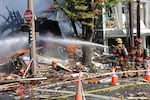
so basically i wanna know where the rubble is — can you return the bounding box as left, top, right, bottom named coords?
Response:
left=0, top=45, right=150, bottom=99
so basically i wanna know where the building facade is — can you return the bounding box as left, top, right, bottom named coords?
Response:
left=102, top=0, right=150, bottom=52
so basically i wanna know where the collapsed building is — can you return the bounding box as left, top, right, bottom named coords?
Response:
left=0, top=6, right=83, bottom=74
left=0, top=6, right=24, bottom=36
left=35, top=8, right=82, bottom=38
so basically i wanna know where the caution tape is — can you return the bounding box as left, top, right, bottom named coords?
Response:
left=37, top=69, right=148, bottom=89
left=37, top=79, right=78, bottom=89
left=78, top=69, right=147, bottom=80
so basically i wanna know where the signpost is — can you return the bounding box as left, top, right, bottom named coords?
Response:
left=26, top=0, right=37, bottom=77
left=24, top=9, right=32, bottom=23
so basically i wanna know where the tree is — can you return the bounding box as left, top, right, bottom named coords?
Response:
left=55, top=0, right=125, bottom=67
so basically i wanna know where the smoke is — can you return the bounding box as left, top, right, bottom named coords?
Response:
left=0, top=34, right=28, bottom=57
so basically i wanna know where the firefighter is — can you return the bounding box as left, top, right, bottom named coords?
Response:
left=51, top=61, right=63, bottom=71
left=51, top=61, right=69, bottom=73
left=133, top=38, right=147, bottom=76
left=112, top=38, right=129, bottom=78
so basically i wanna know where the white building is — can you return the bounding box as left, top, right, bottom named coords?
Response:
left=103, top=0, right=150, bottom=52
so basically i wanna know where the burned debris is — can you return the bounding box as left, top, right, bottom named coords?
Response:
left=0, top=43, right=150, bottom=99
left=0, top=6, right=24, bottom=36
left=0, top=2, right=150, bottom=100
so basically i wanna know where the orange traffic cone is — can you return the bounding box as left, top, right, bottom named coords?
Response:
left=144, top=66, right=150, bottom=82
left=111, top=67, right=118, bottom=85
left=75, top=76, right=84, bottom=100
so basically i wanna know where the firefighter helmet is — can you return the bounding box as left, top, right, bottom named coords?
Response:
left=135, top=38, right=142, bottom=43
left=115, top=38, right=123, bottom=44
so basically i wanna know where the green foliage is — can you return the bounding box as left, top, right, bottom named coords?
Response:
left=78, top=12, right=98, bottom=19
left=104, top=0, right=126, bottom=10
left=72, top=0, right=87, bottom=5
left=63, top=8, right=77, bottom=18
left=57, top=0, right=126, bottom=27
left=75, top=5, right=88, bottom=11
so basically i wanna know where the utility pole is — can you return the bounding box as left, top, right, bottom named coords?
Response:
left=137, top=0, right=141, bottom=38
left=129, top=0, right=134, bottom=48
left=27, top=0, right=37, bottom=76
left=124, top=1, right=130, bottom=49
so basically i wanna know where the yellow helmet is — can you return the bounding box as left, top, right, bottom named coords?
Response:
left=115, top=38, right=122, bottom=43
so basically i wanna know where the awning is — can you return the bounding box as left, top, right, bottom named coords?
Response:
left=105, top=28, right=150, bottom=38
left=105, top=28, right=126, bottom=37
left=123, top=28, right=150, bottom=36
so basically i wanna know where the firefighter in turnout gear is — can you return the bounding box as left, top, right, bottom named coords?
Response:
left=133, top=38, right=147, bottom=76
left=112, top=38, right=129, bottom=78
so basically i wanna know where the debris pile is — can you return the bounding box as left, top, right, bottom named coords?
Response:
left=0, top=46, right=150, bottom=99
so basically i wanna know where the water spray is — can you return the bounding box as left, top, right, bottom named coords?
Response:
left=39, top=37, right=108, bottom=48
